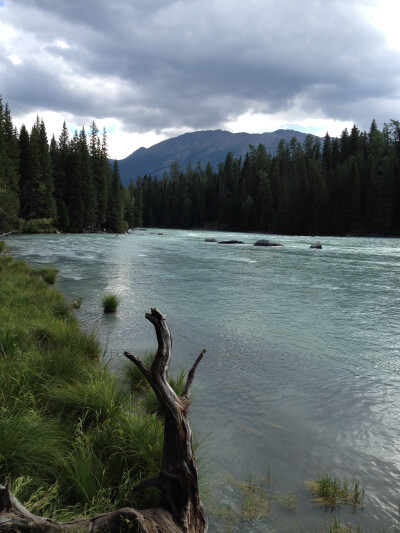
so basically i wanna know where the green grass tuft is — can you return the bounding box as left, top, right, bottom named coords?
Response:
left=307, top=474, right=365, bottom=510
left=102, top=293, right=120, bottom=313
left=34, top=266, right=58, bottom=284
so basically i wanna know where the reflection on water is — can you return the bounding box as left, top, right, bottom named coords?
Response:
left=7, top=230, right=400, bottom=531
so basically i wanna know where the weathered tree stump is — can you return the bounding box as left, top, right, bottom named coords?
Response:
left=0, top=308, right=207, bottom=533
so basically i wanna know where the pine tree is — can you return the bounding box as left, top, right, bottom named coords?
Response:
left=134, top=178, right=143, bottom=227
left=107, top=160, right=124, bottom=232
left=96, top=128, right=111, bottom=229
left=123, top=180, right=136, bottom=229
left=66, top=130, right=85, bottom=231
left=36, top=118, right=57, bottom=220
left=79, top=128, right=97, bottom=228
left=19, top=123, right=37, bottom=219
left=322, top=133, right=332, bottom=170
left=51, top=122, right=71, bottom=230
left=0, top=100, right=20, bottom=232
left=89, top=122, right=109, bottom=228
left=255, top=170, right=273, bottom=231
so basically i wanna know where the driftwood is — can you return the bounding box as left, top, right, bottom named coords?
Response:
left=0, top=230, right=18, bottom=238
left=0, top=308, right=207, bottom=533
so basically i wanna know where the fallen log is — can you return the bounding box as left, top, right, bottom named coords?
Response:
left=0, top=230, right=18, bottom=237
left=0, top=308, right=207, bottom=533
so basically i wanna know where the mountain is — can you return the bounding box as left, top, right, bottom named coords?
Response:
left=117, top=128, right=319, bottom=186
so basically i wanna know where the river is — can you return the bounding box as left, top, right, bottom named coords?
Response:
left=6, top=230, right=400, bottom=532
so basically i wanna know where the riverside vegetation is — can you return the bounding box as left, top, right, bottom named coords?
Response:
left=211, top=469, right=368, bottom=533
left=307, top=474, right=365, bottom=511
left=0, top=247, right=193, bottom=523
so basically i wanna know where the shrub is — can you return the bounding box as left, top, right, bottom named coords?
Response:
left=102, top=293, right=120, bottom=313
left=0, top=241, right=6, bottom=253
left=22, top=218, right=57, bottom=234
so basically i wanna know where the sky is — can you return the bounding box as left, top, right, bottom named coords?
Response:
left=1, top=0, right=400, bottom=160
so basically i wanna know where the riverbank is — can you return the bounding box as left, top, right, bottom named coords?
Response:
left=0, top=245, right=165, bottom=520
left=4, top=232, right=400, bottom=531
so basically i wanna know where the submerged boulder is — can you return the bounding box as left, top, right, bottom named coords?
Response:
left=310, top=241, right=322, bottom=249
left=254, top=239, right=283, bottom=247
left=218, top=240, right=245, bottom=244
left=205, top=238, right=217, bottom=242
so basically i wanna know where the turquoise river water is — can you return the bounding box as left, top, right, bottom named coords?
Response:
left=6, top=230, right=400, bottom=532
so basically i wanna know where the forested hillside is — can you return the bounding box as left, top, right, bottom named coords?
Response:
left=138, top=121, right=400, bottom=236
left=1, top=95, right=400, bottom=237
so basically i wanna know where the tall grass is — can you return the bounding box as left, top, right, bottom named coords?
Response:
left=0, top=403, right=67, bottom=485
left=102, top=293, right=120, bottom=313
left=43, top=370, right=128, bottom=424
left=35, top=266, right=59, bottom=284
left=0, top=255, right=164, bottom=519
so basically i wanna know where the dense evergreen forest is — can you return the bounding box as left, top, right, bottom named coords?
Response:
left=1, top=95, right=400, bottom=236
left=139, top=120, right=400, bottom=236
left=0, top=97, right=139, bottom=234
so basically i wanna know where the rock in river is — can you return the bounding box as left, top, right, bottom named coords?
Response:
left=254, top=239, right=283, bottom=247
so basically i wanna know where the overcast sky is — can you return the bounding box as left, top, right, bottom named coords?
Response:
left=1, top=0, right=400, bottom=159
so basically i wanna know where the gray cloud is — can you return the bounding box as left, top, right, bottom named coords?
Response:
left=1, top=0, right=400, bottom=137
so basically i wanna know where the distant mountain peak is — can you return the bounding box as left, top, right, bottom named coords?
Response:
left=134, top=146, right=147, bottom=154
left=117, top=128, right=319, bottom=185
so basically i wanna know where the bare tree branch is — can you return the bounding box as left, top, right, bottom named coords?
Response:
left=182, top=349, right=206, bottom=399
left=124, top=350, right=151, bottom=382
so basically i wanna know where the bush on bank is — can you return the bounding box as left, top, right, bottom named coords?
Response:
left=20, top=218, right=57, bottom=234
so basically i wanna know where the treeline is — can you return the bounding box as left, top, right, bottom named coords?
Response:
left=2, top=94, right=400, bottom=237
left=0, top=97, right=141, bottom=234
left=137, top=120, right=400, bottom=236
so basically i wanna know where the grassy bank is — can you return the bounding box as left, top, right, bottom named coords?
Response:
left=0, top=246, right=169, bottom=520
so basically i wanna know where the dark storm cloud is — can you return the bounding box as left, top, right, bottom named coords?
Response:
left=1, top=0, right=400, bottom=133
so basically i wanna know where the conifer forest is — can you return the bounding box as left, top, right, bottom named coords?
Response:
left=1, top=96, right=400, bottom=237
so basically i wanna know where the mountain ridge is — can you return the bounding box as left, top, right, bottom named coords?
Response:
left=117, top=128, right=320, bottom=185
